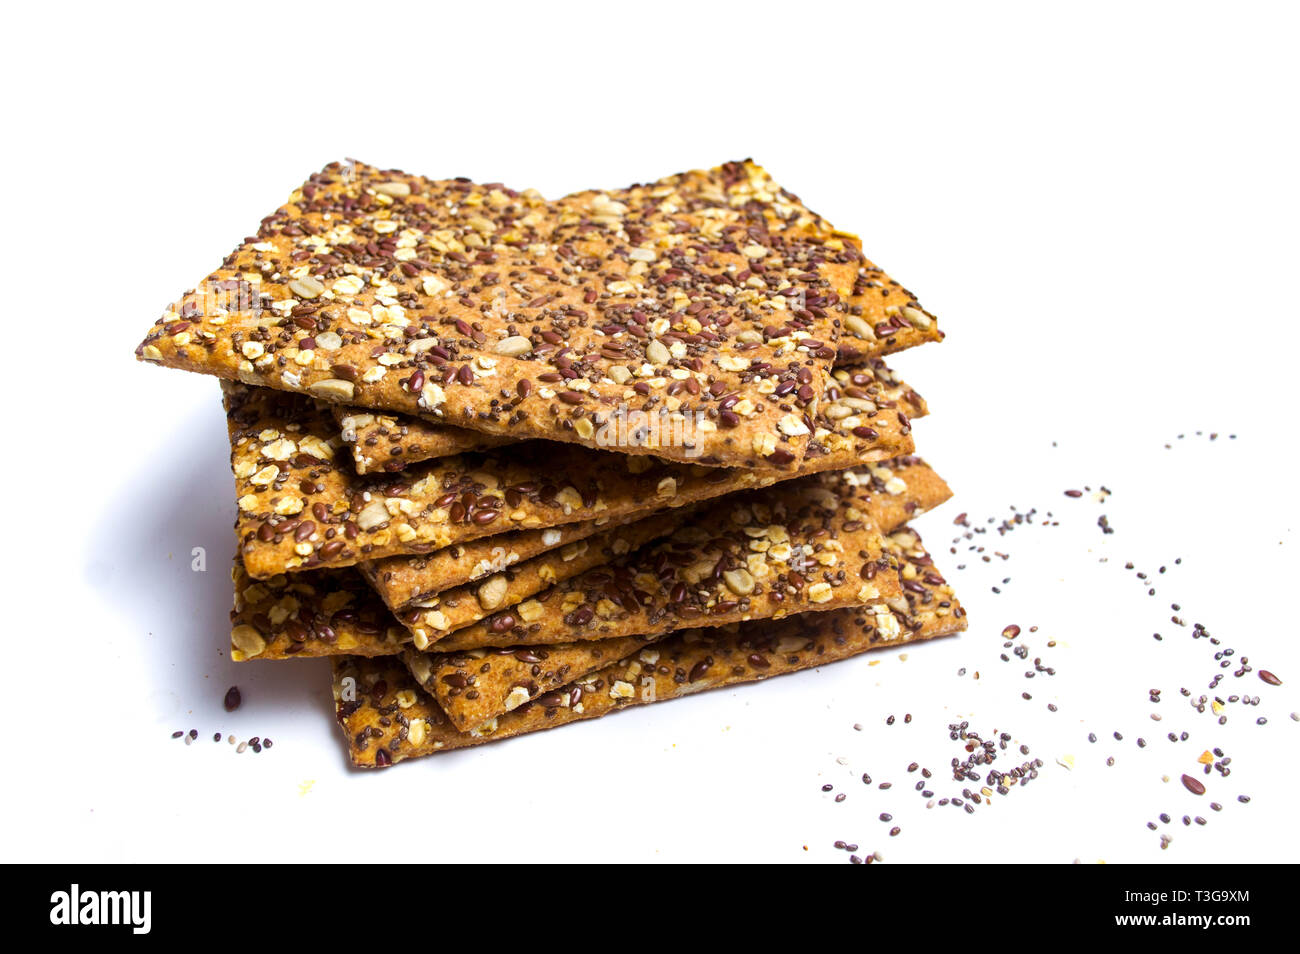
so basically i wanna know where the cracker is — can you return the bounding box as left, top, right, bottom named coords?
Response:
left=140, top=160, right=855, bottom=470
left=334, top=406, right=509, bottom=474
left=402, top=454, right=949, bottom=649
left=844, top=455, right=952, bottom=535
left=360, top=511, right=655, bottom=611
left=331, top=526, right=965, bottom=765
left=829, top=357, right=929, bottom=419
left=334, top=355, right=927, bottom=477
left=351, top=356, right=930, bottom=608
left=229, top=455, right=950, bottom=661
left=228, top=516, right=669, bottom=662
left=230, top=560, right=406, bottom=661
left=225, top=371, right=914, bottom=579
left=403, top=635, right=659, bottom=732
left=834, top=260, right=945, bottom=361
left=405, top=490, right=950, bottom=730
left=426, top=470, right=903, bottom=653
left=138, top=159, right=939, bottom=469
left=361, top=350, right=930, bottom=590
left=388, top=509, right=687, bottom=648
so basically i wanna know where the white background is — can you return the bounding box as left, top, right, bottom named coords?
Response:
left=0, top=1, right=1296, bottom=863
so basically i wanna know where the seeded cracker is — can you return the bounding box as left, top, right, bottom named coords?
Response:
left=357, top=512, right=654, bottom=610
left=408, top=501, right=950, bottom=730
left=384, top=509, right=687, bottom=648
left=230, top=561, right=405, bottom=660
left=225, top=369, right=914, bottom=578
left=138, top=159, right=939, bottom=469
left=833, top=260, right=944, bottom=362
left=550, top=175, right=943, bottom=364
left=335, top=355, right=923, bottom=476
left=230, top=456, right=950, bottom=661
left=334, top=406, right=510, bottom=474
left=426, top=471, right=903, bottom=653
left=331, top=528, right=965, bottom=765
left=404, top=635, right=659, bottom=732
left=397, top=455, right=949, bottom=649
left=358, top=357, right=929, bottom=609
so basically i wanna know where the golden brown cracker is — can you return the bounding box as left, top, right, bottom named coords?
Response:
left=332, top=526, right=965, bottom=765
left=226, top=378, right=913, bottom=579
left=427, top=471, right=902, bottom=652
left=142, top=160, right=881, bottom=469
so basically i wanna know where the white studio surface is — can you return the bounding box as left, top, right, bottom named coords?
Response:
left=0, top=1, right=1295, bottom=864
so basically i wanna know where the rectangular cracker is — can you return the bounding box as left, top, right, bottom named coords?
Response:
left=139, top=159, right=872, bottom=470
left=335, top=354, right=926, bottom=477
left=349, top=356, right=927, bottom=605
left=331, top=526, right=965, bottom=766
left=834, top=259, right=944, bottom=362
left=228, top=455, right=951, bottom=662
left=403, top=635, right=660, bottom=732
left=230, top=561, right=406, bottom=661
left=387, top=509, right=688, bottom=648
left=425, top=470, right=903, bottom=653
left=410, top=495, right=951, bottom=730
left=230, top=521, right=674, bottom=662
left=360, top=510, right=658, bottom=611
left=399, top=454, right=950, bottom=649
left=225, top=369, right=915, bottom=579
left=334, top=406, right=510, bottom=474
left=137, top=159, right=946, bottom=470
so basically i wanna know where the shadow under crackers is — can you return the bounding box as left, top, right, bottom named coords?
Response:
left=85, top=381, right=333, bottom=744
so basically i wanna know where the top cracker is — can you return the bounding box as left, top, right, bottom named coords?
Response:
left=136, top=159, right=938, bottom=469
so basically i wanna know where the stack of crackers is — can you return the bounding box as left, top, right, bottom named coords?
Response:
left=135, top=159, right=967, bottom=767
